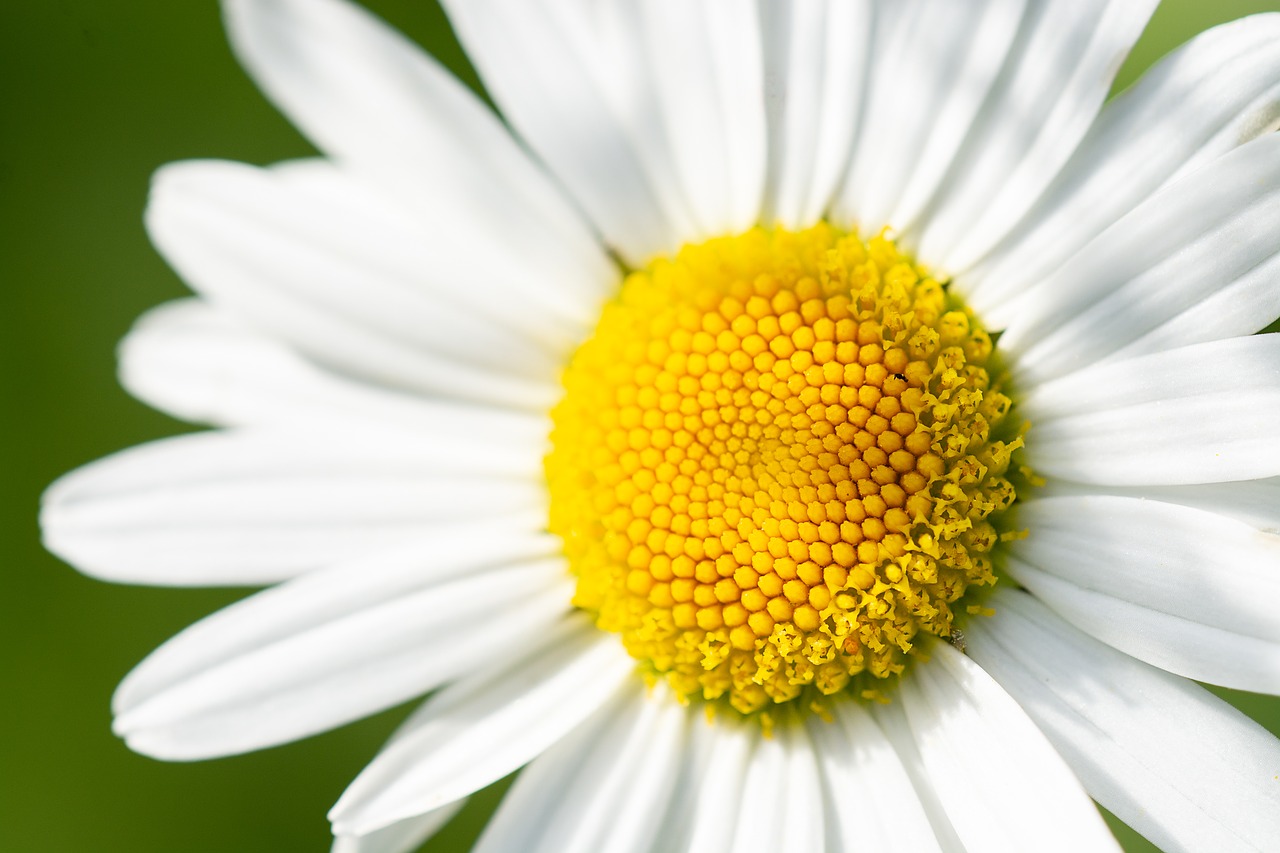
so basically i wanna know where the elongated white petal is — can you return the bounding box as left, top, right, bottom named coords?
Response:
left=1007, top=494, right=1280, bottom=692
left=760, top=0, right=871, bottom=228
left=329, top=616, right=635, bottom=835
left=221, top=0, right=611, bottom=302
left=442, top=0, right=766, bottom=262
left=331, top=800, right=467, bottom=853
left=41, top=430, right=544, bottom=585
left=634, top=1, right=766, bottom=240
left=438, top=0, right=677, bottom=261
left=651, top=716, right=752, bottom=853
left=470, top=687, right=622, bottom=853
left=969, top=588, right=1280, bottom=853
left=113, top=533, right=568, bottom=759
left=808, top=702, right=944, bottom=853
left=120, top=300, right=553, bottom=442
left=728, top=724, right=823, bottom=853
left=835, top=0, right=1023, bottom=236
left=1021, top=336, right=1280, bottom=486
left=913, top=0, right=1158, bottom=274
left=1051, top=477, right=1280, bottom=536
left=997, top=134, right=1280, bottom=382
left=114, top=524, right=554, bottom=711
left=900, top=642, right=1121, bottom=852
left=872, top=701, right=966, bottom=852
left=146, top=160, right=567, bottom=409
left=480, top=682, right=685, bottom=853
left=968, top=14, right=1280, bottom=316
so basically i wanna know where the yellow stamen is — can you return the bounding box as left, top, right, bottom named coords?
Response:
left=547, top=225, right=1022, bottom=715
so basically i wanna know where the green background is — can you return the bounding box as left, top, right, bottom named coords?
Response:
left=3, top=2, right=1279, bottom=851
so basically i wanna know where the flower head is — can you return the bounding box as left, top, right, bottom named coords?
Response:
left=42, top=1, right=1280, bottom=851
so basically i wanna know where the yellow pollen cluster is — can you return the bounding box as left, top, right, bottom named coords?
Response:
left=546, top=225, right=1022, bottom=715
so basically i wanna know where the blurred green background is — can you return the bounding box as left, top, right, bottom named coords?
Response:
left=3, top=2, right=1280, bottom=851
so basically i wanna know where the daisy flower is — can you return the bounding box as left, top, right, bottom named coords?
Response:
left=42, top=0, right=1280, bottom=850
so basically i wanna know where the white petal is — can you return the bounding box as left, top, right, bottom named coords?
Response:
left=651, top=715, right=752, bottom=853
left=41, top=430, right=544, bottom=585
left=729, top=724, right=823, bottom=853
left=760, top=0, right=871, bottom=228
left=470, top=687, right=621, bottom=853
left=807, top=702, right=944, bottom=853
left=1054, top=477, right=1280, bottom=535
left=634, top=1, right=766, bottom=239
left=1007, top=494, right=1280, bottom=692
left=871, top=701, right=966, bottom=853
left=967, top=14, right=1280, bottom=317
left=913, top=0, right=1158, bottom=274
left=899, top=642, right=1121, bottom=852
left=331, top=801, right=466, bottom=853
left=1021, top=336, right=1280, bottom=486
left=120, top=300, right=553, bottom=439
left=997, top=134, right=1280, bottom=382
left=146, top=160, right=569, bottom=409
left=221, top=0, right=611, bottom=299
left=112, top=531, right=567, bottom=759
left=834, top=0, right=1024, bottom=236
left=441, top=0, right=681, bottom=261
left=329, top=615, right=635, bottom=835
left=441, top=0, right=767, bottom=262
left=969, top=588, right=1280, bottom=853
left=479, top=682, right=686, bottom=853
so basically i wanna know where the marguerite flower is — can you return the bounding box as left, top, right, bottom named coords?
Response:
left=42, top=0, right=1280, bottom=850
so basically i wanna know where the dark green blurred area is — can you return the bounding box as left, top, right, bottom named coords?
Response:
left=2, top=2, right=1279, bottom=851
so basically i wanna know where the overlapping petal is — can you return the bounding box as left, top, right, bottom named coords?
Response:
left=441, top=0, right=767, bottom=263
left=969, top=589, right=1280, bottom=853
left=967, top=14, right=1280, bottom=317
left=329, top=616, right=634, bottom=836
left=112, top=527, right=567, bottom=759
left=1006, top=494, right=1280, bottom=692
left=41, top=430, right=545, bottom=585
left=222, top=0, right=611, bottom=296
left=1021, top=335, right=1280, bottom=486
left=895, top=642, right=1121, bottom=852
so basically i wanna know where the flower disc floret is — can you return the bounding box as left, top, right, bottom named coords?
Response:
left=547, top=225, right=1023, bottom=715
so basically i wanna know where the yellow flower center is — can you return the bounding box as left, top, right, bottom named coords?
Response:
left=546, top=225, right=1023, bottom=716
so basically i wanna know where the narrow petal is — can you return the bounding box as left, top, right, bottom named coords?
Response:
left=441, top=0, right=766, bottom=262
left=1056, top=477, right=1280, bottom=535
left=808, top=701, right=944, bottom=853
left=997, top=134, right=1280, bottom=383
left=478, top=682, right=685, bottom=853
left=470, top=688, right=621, bottom=853
left=650, top=716, right=752, bottom=853
left=967, top=14, right=1280, bottom=316
left=872, top=701, right=966, bottom=853
left=439, top=0, right=676, bottom=261
left=760, top=0, right=871, bottom=228
left=969, top=588, right=1280, bottom=853
left=913, top=0, right=1158, bottom=274
left=729, top=724, right=823, bottom=853
left=834, top=0, right=1024, bottom=236
left=329, top=616, right=635, bottom=835
left=899, top=642, right=1121, bottom=852
left=146, top=160, right=569, bottom=409
left=119, top=300, right=552, bottom=440
left=1007, top=494, right=1280, bottom=692
left=112, top=530, right=567, bottom=759
left=331, top=801, right=466, bottom=853
left=221, top=0, right=611, bottom=296
left=633, top=1, right=767, bottom=239
left=41, top=430, right=544, bottom=585
left=1021, top=336, right=1280, bottom=486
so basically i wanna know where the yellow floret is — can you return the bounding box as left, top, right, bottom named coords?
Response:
left=546, top=224, right=1024, bottom=716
